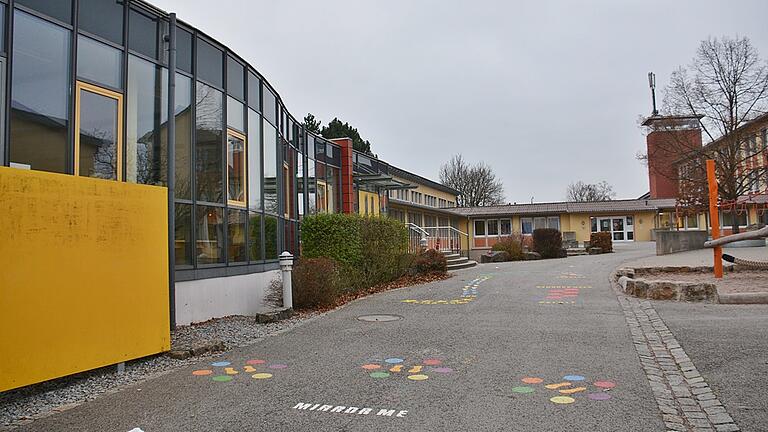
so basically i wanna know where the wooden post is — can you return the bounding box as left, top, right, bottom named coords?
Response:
left=706, top=160, right=723, bottom=278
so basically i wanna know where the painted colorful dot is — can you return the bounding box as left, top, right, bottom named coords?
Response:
left=512, top=375, right=617, bottom=404
left=192, top=359, right=288, bottom=382
left=362, top=357, right=451, bottom=381
left=402, top=276, right=491, bottom=305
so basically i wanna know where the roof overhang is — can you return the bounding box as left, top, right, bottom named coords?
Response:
left=354, top=174, right=416, bottom=190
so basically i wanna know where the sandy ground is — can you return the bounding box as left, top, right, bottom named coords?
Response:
left=654, top=270, right=768, bottom=294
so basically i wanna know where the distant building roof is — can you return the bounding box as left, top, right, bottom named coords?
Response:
left=387, top=165, right=460, bottom=197
left=447, top=198, right=677, bottom=217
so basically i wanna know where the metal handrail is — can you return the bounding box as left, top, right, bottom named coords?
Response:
left=406, top=223, right=429, bottom=237
left=421, top=226, right=468, bottom=236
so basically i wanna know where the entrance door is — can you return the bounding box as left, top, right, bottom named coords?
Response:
left=596, top=216, right=634, bottom=242
left=74, top=82, right=123, bottom=181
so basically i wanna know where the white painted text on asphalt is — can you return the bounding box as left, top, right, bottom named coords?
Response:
left=293, top=402, right=407, bottom=417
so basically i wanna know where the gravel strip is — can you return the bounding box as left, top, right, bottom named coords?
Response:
left=0, top=312, right=321, bottom=429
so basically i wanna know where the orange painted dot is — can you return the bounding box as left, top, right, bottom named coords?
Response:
left=192, top=370, right=213, bottom=376
left=521, top=377, right=543, bottom=384
left=362, top=364, right=381, bottom=370
left=423, top=359, right=442, bottom=366
left=247, top=359, right=266, bottom=365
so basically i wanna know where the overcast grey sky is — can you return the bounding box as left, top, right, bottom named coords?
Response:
left=153, top=0, right=768, bottom=203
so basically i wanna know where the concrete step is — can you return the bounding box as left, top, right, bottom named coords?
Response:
left=447, top=259, right=477, bottom=270
left=445, top=256, right=467, bottom=264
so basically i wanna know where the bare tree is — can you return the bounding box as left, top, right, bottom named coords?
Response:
left=566, top=181, right=616, bottom=202
left=439, top=154, right=505, bottom=207
left=642, top=36, right=768, bottom=233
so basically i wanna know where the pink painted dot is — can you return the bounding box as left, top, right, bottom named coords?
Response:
left=588, top=392, right=612, bottom=401
left=432, top=367, right=452, bottom=373
left=362, top=364, right=381, bottom=370
left=247, top=359, right=266, bottom=365
left=268, top=364, right=288, bottom=369
left=594, top=380, right=616, bottom=389
left=423, top=359, right=442, bottom=366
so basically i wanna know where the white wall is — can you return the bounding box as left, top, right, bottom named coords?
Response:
left=175, top=270, right=280, bottom=326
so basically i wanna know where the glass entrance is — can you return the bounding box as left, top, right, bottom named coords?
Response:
left=75, top=82, right=123, bottom=180
left=594, top=216, right=634, bottom=242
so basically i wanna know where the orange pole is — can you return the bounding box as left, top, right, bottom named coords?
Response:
left=706, top=160, right=723, bottom=278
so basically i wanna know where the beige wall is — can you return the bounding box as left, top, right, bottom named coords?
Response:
left=391, top=174, right=458, bottom=205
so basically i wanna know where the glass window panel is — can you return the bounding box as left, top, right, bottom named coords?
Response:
left=126, top=55, right=165, bottom=185
left=533, top=217, right=547, bottom=230
left=128, top=8, right=157, bottom=59
left=196, top=37, right=223, bottom=87
left=195, top=82, right=224, bottom=203
left=196, top=206, right=224, bottom=265
left=247, top=110, right=262, bottom=210
left=500, top=219, right=511, bottom=235
left=521, top=218, right=533, bottom=234
left=175, top=203, right=193, bottom=266
left=77, top=87, right=119, bottom=180
left=226, top=96, right=244, bottom=132
left=176, top=28, right=193, bottom=73
left=328, top=166, right=339, bottom=214
left=264, top=215, right=278, bottom=260
left=247, top=72, right=260, bottom=112
left=10, top=11, right=70, bottom=173
left=613, top=232, right=624, bottom=241
left=307, top=156, right=316, bottom=215
left=172, top=74, right=192, bottom=198
left=263, top=122, right=278, bottom=213
left=226, top=56, right=244, bottom=100
left=0, top=4, right=6, bottom=52
left=626, top=216, right=634, bottom=226
left=249, top=211, right=262, bottom=261
left=612, top=218, right=624, bottom=232
left=686, top=215, right=698, bottom=229
left=487, top=219, right=498, bottom=235
left=79, top=0, right=124, bottom=44
left=77, top=35, right=123, bottom=89
left=297, top=153, right=304, bottom=216
left=591, top=218, right=597, bottom=233
left=227, top=130, right=246, bottom=205
left=627, top=232, right=634, bottom=240
left=228, top=209, right=247, bottom=263
left=263, top=86, right=276, bottom=126
left=474, top=220, right=485, bottom=236
left=16, top=0, right=71, bottom=23
left=547, top=216, right=560, bottom=230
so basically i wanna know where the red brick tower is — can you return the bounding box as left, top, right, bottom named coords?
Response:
left=642, top=115, right=703, bottom=199
left=330, top=137, right=355, bottom=214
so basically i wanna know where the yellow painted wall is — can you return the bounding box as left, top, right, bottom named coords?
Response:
left=391, top=174, right=458, bottom=204
left=0, top=168, right=170, bottom=392
left=358, top=190, right=380, bottom=216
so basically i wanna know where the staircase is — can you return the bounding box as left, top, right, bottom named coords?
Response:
left=443, top=252, right=477, bottom=271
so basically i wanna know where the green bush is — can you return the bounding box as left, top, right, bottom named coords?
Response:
left=292, top=257, right=341, bottom=309
left=491, top=234, right=525, bottom=261
left=590, top=232, right=613, bottom=253
left=533, top=228, right=562, bottom=259
left=301, top=213, right=410, bottom=292
left=413, top=249, right=447, bottom=274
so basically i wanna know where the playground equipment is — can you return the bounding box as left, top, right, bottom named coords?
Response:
left=703, top=159, right=768, bottom=274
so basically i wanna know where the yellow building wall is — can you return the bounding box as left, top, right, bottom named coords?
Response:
left=391, top=175, right=458, bottom=204
left=457, top=217, right=470, bottom=251
left=358, top=190, right=380, bottom=216
left=0, top=168, right=170, bottom=392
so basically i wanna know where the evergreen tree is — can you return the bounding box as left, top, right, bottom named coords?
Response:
left=321, top=118, right=373, bottom=155
left=303, top=113, right=321, bottom=134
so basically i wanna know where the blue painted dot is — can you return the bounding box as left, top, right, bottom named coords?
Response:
left=563, top=375, right=585, bottom=381
left=385, top=358, right=404, bottom=364
left=211, top=361, right=231, bottom=367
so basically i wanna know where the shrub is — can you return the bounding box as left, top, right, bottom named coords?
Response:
left=491, top=234, right=525, bottom=261
left=359, top=217, right=411, bottom=285
left=301, top=213, right=363, bottom=267
left=590, top=232, right=613, bottom=253
left=413, top=249, right=447, bottom=274
left=292, top=257, right=341, bottom=309
left=533, top=228, right=563, bottom=259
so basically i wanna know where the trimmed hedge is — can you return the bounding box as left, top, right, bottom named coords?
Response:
left=301, top=213, right=410, bottom=291
left=413, top=249, right=447, bottom=274
left=533, top=228, right=562, bottom=259
left=590, top=232, right=613, bottom=253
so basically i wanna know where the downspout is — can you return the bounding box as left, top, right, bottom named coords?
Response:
left=166, top=13, right=177, bottom=330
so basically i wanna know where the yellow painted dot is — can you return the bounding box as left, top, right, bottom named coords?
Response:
left=252, top=373, right=273, bottom=379
left=407, top=374, right=429, bottom=381
left=550, top=396, right=575, bottom=404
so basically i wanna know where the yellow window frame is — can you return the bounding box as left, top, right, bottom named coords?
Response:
left=226, top=129, right=247, bottom=207
left=74, top=81, right=124, bottom=181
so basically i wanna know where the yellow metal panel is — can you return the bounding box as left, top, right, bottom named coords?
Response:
left=0, top=168, right=170, bottom=392
left=358, top=191, right=380, bottom=216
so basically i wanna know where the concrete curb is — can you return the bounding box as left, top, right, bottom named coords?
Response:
left=718, top=292, right=768, bottom=304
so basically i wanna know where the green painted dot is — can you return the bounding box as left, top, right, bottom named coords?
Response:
left=370, top=372, right=390, bottom=378
left=511, top=386, right=534, bottom=393
left=212, top=375, right=233, bottom=382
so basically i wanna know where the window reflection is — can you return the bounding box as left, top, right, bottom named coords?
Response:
left=197, top=206, right=224, bottom=265
left=264, top=215, right=278, bottom=260
left=76, top=85, right=121, bottom=180
left=227, top=130, right=246, bottom=206
left=228, top=209, right=247, bottom=263
left=247, top=110, right=262, bottom=210
left=249, top=212, right=262, bottom=262
left=77, top=35, right=123, bottom=90
left=195, top=82, right=224, bottom=203
left=175, top=203, right=193, bottom=266
left=263, top=123, right=278, bottom=213
left=126, top=55, right=164, bottom=185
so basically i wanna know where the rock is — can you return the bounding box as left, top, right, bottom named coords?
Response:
left=647, top=281, right=678, bottom=300
left=523, top=251, right=541, bottom=260
left=167, top=349, right=192, bottom=360
left=588, top=247, right=602, bottom=255
left=481, top=251, right=509, bottom=263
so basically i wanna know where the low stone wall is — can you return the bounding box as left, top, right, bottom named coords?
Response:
left=617, top=275, right=718, bottom=302
left=655, top=230, right=709, bottom=255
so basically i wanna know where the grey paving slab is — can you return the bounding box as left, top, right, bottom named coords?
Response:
left=14, top=245, right=666, bottom=432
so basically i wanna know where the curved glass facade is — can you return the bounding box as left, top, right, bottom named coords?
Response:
left=0, top=0, right=344, bottom=277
